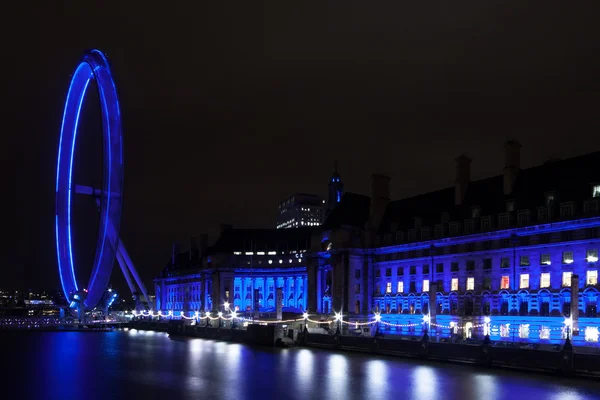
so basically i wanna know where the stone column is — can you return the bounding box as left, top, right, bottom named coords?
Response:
left=307, top=260, right=318, bottom=313
left=571, top=274, right=580, bottom=336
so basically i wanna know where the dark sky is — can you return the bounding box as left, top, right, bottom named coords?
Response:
left=6, top=2, right=600, bottom=293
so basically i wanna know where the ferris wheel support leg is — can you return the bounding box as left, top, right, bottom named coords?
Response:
left=117, top=240, right=151, bottom=309
left=116, top=250, right=137, bottom=299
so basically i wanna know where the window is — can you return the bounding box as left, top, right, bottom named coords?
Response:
left=436, top=263, right=444, bottom=273
left=517, top=211, right=530, bottom=225
left=354, top=284, right=361, bottom=294
left=519, top=324, right=530, bottom=339
left=466, top=260, right=475, bottom=271
left=585, top=326, right=599, bottom=342
left=593, top=185, right=600, bottom=198
left=563, top=251, right=574, bottom=264
left=375, top=269, right=381, bottom=278
left=483, top=258, right=492, bottom=270
left=540, top=273, right=551, bottom=288
left=451, top=262, right=459, bottom=272
left=422, top=264, right=429, bottom=274
left=355, top=269, right=361, bottom=279
left=540, top=326, right=551, bottom=340
left=472, top=207, right=481, bottom=218
left=501, top=257, right=510, bottom=268
left=423, top=280, right=430, bottom=292
left=481, top=217, right=491, bottom=231
left=500, top=324, right=510, bottom=338
left=519, top=274, right=529, bottom=289
left=385, top=268, right=392, bottom=277
left=584, top=200, right=598, bottom=214
left=386, top=282, right=392, bottom=293
left=519, top=255, right=530, bottom=266
left=397, top=267, right=404, bottom=276
left=449, top=223, right=459, bottom=235
left=545, top=193, right=555, bottom=205
left=563, top=271, right=573, bottom=287
left=409, top=281, right=416, bottom=292
left=538, top=207, right=549, bottom=221
left=587, top=249, right=598, bottom=262
left=587, top=270, right=598, bottom=285
left=560, top=203, right=574, bottom=218
left=501, top=276, right=510, bottom=290
left=397, top=281, right=404, bottom=293
left=499, top=214, right=510, bottom=228
left=465, top=219, right=474, bottom=233
left=409, top=266, right=416, bottom=275
left=540, top=254, right=551, bottom=265
left=466, top=277, right=474, bottom=291
left=483, top=277, right=491, bottom=290
left=451, top=278, right=458, bottom=291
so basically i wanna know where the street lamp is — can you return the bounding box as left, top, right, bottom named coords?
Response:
left=205, top=311, right=211, bottom=327
left=303, top=312, right=309, bottom=332
left=374, top=313, right=381, bottom=336
left=563, top=317, right=573, bottom=350
left=224, top=301, right=230, bottom=312
left=334, top=312, right=342, bottom=335
left=218, top=311, right=223, bottom=328
left=483, top=316, right=491, bottom=344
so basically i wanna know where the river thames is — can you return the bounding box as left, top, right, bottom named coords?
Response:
left=4, top=330, right=600, bottom=400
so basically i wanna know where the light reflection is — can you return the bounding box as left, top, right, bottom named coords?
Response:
left=474, top=374, right=498, bottom=400
left=412, top=366, right=437, bottom=400
left=295, top=349, right=314, bottom=391
left=327, top=354, right=349, bottom=399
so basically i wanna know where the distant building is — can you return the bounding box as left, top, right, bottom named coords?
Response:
left=276, top=162, right=344, bottom=229
left=276, top=193, right=324, bottom=229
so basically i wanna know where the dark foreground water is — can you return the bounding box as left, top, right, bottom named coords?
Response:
left=3, top=330, right=600, bottom=400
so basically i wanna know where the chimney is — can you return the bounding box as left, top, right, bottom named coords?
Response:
left=454, top=155, right=471, bottom=205
left=171, top=242, right=180, bottom=265
left=503, top=140, right=522, bottom=195
left=369, top=174, right=391, bottom=231
left=190, top=237, right=198, bottom=260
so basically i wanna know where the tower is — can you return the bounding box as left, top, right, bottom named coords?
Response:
left=327, top=161, right=344, bottom=217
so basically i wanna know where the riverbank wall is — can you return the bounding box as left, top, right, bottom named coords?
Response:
left=127, top=320, right=600, bottom=379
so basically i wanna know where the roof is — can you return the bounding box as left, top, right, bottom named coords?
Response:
left=208, top=227, right=317, bottom=254
left=322, top=192, right=371, bottom=230
left=378, top=151, right=600, bottom=233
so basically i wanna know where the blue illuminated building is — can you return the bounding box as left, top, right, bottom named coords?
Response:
left=155, top=228, right=314, bottom=315
left=155, top=141, right=600, bottom=346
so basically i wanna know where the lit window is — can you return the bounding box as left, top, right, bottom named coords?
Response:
left=519, top=256, right=530, bottom=266
left=540, top=326, right=550, bottom=340
left=423, top=280, right=429, bottom=292
left=500, top=324, right=510, bottom=338
left=562, top=252, right=574, bottom=264
left=587, top=270, right=598, bottom=285
left=540, top=273, right=551, bottom=288
left=500, top=276, right=510, bottom=290
left=585, top=326, right=599, bottom=342
left=451, top=278, right=458, bottom=291
left=563, top=271, right=573, bottom=287
left=593, top=185, right=600, bottom=198
left=540, top=254, right=551, bottom=265
left=519, top=274, right=529, bottom=289
left=587, top=249, right=598, bottom=263
left=519, top=324, right=530, bottom=339
left=386, top=282, right=392, bottom=293
left=466, top=277, right=474, bottom=291
left=397, top=281, right=404, bottom=293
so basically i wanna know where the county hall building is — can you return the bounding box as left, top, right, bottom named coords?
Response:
left=155, top=141, right=600, bottom=346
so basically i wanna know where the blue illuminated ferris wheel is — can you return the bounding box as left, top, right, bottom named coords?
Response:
left=55, top=49, right=149, bottom=314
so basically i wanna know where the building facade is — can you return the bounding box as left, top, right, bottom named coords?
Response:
left=276, top=194, right=324, bottom=229
left=156, top=142, right=600, bottom=346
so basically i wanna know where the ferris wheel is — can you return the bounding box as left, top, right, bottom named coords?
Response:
left=55, top=49, right=149, bottom=318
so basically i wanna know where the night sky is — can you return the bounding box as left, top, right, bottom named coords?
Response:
left=6, top=2, right=600, bottom=293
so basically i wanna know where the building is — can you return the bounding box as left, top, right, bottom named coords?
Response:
left=154, top=226, right=315, bottom=314
left=275, top=162, right=344, bottom=229
left=155, top=141, right=600, bottom=346
left=276, top=193, right=324, bottom=229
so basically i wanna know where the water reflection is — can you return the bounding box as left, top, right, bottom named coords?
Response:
left=4, top=331, right=600, bottom=400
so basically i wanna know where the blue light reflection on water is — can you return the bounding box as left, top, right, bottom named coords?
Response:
left=4, top=330, right=600, bottom=400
